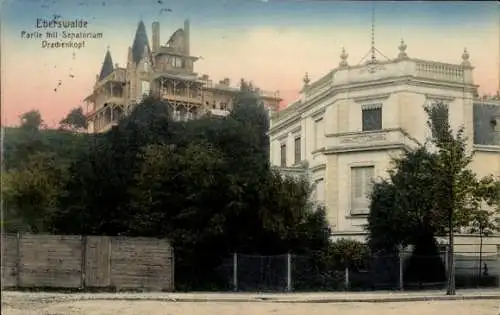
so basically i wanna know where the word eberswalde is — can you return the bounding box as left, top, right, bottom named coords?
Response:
left=20, top=18, right=103, bottom=49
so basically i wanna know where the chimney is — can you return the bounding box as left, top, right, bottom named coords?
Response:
left=184, top=19, right=190, bottom=55
left=152, top=21, right=160, bottom=53
left=223, top=78, right=230, bottom=86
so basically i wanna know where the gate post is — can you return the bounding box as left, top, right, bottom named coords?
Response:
left=233, top=253, right=238, bottom=291
left=286, top=253, right=292, bottom=292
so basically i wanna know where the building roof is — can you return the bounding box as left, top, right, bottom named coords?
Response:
left=131, top=20, right=151, bottom=64
left=98, top=50, right=114, bottom=81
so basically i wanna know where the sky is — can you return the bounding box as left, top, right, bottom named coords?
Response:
left=1, top=0, right=499, bottom=127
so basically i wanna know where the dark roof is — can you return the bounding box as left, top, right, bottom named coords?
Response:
left=131, top=20, right=151, bottom=64
left=98, top=50, right=114, bottom=80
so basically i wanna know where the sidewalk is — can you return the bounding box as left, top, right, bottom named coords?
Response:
left=4, top=289, right=500, bottom=303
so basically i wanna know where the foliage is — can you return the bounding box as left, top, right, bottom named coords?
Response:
left=327, top=238, right=370, bottom=270
left=366, top=147, right=441, bottom=253
left=468, top=209, right=499, bottom=238
left=403, top=232, right=446, bottom=285
left=3, top=125, right=92, bottom=171
left=2, top=152, right=68, bottom=233
left=367, top=101, right=498, bottom=294
left=42, top=92, right=331, bottom=290
left=19, top=109, right=43, bottom=131
left=59, top=107, right=88, bottom=131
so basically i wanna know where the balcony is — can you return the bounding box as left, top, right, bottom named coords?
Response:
left=160, top=92, right=202, bottom=104
left=96, top=69, right=126, bottom=89
left=208, top=108, right=230, bottom=117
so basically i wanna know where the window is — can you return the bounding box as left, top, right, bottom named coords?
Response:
left=350, top=166, right=375, bottom=215
left=172, top=57, right=183, bottom=68
left=294, top=137, right=301, bottom=164
left=141, top=80, right=151, bottom=96
left=362, top=107, right=382, bottom=131
left=172, top=110, right=181, bottom=121
left=144, top=60, right=149, bottom=72
left=314, top=118, right=324, bottom=149
left=491, top=117, right=500, bottom=132
left=315, top=178, right=325, bottom=204
left=280, top=143, right=287, bottom=167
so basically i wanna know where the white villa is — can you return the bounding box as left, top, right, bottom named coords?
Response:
left=268, top=39, right=500, bottom=259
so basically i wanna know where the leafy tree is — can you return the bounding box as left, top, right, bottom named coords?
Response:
left=403, top=231, right=446, bottom=286
left=468, top=209, right=498, bottom=277
left=467, top=176, right=500, bottom=277
left=48, top=93, right=332, bottom=290
left=424, top=101, right=496, bottom=295
left=328, top=238, right=370, bottom=270
left=367, top=102, right=497, bottom=293
left=2, top=152, right=67, bottom=233
left=51, top=97, right=174, bottom=236
left=59, top=107, right=88, bottom=131
left=367, top=147, right=441, bottom=253
left=19, top=110, right=43, bottom=131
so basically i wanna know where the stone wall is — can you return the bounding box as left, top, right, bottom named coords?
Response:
left=1, top=234, right=174, bottom=291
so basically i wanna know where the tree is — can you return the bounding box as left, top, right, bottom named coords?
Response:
left=48, top=93, right=333, bottom=290
left=367, top=147, right=443, bottom=253
left=424, top=101, right=492, bottom=295
left=468, top=209, right=498, bottom=277
left=19, top=110, right=43, bottom=131
left=2, top=152, right=67, bottom=233
left=468, top=175, right=500, bottom=277
left=329, top=238, right=370, bottom=271
left=59, top=107, right=88, bottom=131
left=367, top=102, right=497, bottom=292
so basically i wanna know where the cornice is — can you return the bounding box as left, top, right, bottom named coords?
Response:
left=425, top=93, right=456, bottom=102
left=473, top=144, right=500, bottom=153
left=353, top=93, right=391, bottom=104
left=309, top=164, right=326, bottom=172
left=271, top=76, right=478, bottom=133
left=269, top=115, right=302, bottom=137
left=323, top=143, right=411, bottom=155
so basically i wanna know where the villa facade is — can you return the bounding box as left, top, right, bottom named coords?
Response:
left=268, top=40, right=500, bottom=259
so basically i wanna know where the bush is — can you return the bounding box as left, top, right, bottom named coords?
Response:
left=403, top=232, right=446, bottom=286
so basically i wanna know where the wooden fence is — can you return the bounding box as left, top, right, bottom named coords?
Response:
left=1, top=233, right=174, bottom=291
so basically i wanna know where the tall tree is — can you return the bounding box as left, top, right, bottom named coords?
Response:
left=424, top=101, right=485, bottom=295
left=367, top=102, right=498, bottom=292
left=59, top=107, right=88, bottom=131
left=51, top=97, right=174, bottom=235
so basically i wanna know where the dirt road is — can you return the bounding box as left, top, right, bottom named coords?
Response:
left=2, top=292, right=499, bottom=315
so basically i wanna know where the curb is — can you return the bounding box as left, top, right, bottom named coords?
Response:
left=61, top=294, right=500, bottom=303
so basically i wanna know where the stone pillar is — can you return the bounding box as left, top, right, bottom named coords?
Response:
left=325, top=154, right=339, bottom=230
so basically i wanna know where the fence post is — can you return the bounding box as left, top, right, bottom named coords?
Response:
left=398, top=247, right=404, bottom=291
left=15, top=232, right=21, bottom=288
left=344, top=267, right=349, bottom=290
left=444, top=246, right=449, bottom=277
left=286, top=253, right=292, bottom=292
left=80, top=235, right=87, bottom=290
left=233, top=253, right=238, bottom=291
